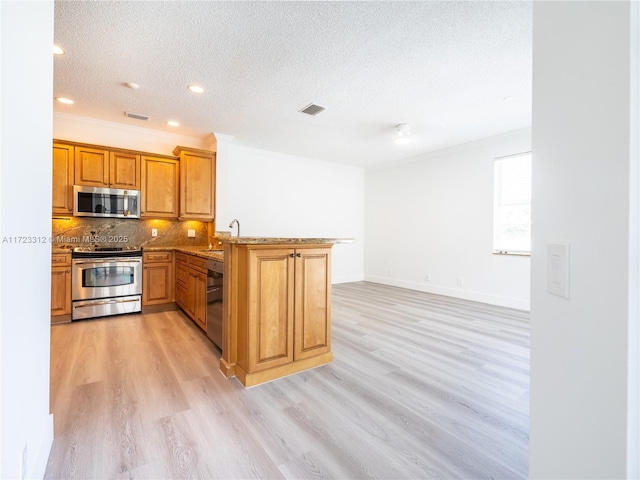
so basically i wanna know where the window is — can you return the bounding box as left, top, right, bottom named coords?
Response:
left=493, top=152, right=532, bottom=255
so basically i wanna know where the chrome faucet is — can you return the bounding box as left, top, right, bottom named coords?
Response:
left=229, top=218, right=240, bottom=237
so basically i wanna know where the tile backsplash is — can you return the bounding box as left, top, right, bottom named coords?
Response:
left=52, top=217, right=209, bottom=248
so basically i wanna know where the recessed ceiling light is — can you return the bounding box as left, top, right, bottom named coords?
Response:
left=187, top=85, right=204, bottom=94
left=53, top=44, right=65, bottom=55
left=125, top=82, right=140, bottom=90
left=167, top=120, right=180, bottom=127
left=502, top=95, right=515, bottom=102
left=55, top=97, right=74, bottom=105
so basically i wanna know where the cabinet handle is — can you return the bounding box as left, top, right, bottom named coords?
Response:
left=289, top=253, right=295, bottom=258
left=296, top=253, right=302, bottom=257
left=67, top=269, right=70, bottom=273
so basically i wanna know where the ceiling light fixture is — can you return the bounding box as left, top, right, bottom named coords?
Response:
left=125, top=82, right=140, bottom=90
left=53, top=44, right=65, bottom=55
left=55, top=97, right=74, bottom=105
left=394, top=123, right=411, bottom=144
left=167, top=120, right=180, bottom=127
left=187, top=85, right=204, bottom=94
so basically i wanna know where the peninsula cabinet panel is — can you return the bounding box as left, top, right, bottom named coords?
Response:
left=140, top=155, right=179, bottom=218
left=52, top=143, right=74, bottom=215
left=223, top=243, right=334, bottom=387
left=173, top=146, right=216, bottom=220
left=294, top=248, right=332, bottom=361
left=109, top=151, right=141, bottom=189
left=246, top=248, right=295, bottom=372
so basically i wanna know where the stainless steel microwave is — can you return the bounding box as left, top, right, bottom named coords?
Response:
left=73, top=185, right=140, bottom=218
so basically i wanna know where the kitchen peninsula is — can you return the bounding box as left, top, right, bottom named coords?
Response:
left=220, top=237, right=353, bottom=387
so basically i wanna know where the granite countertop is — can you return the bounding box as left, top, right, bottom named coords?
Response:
left=52, top=247, right=72, bottom=254
left=143, top=245, right=224, bottom=260
left=219, top=237, right=355, bottom=245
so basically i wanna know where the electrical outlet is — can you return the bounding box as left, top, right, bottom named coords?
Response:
left=425, top=274, right=431, bottom=281
left=151, top=228, right=158, bottom=237
left=187, top=229, right=196, bottom=238
left=388, top=268, right=393, bottom=277
left=456, top=277, right=464, bottom=287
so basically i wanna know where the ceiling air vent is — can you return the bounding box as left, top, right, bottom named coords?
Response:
left=299, top=103, right=326, bottom=116
left=124, top=111, right=149, bottom=121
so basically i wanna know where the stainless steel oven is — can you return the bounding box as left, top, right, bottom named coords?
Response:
left=71, top=247, right=142, bottom=320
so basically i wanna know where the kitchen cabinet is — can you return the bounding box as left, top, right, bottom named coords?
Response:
left=140, top=155, right=179, bottom=218
left=142, top=250, right=174, bottom=306
left=52, top=143, right=74, bottom=215
left=51, top=253, right=71, bottom=322
left=74, top=145, right=141, bottom=190
left=173, top=146, right=215, bottom=220
left=175, top=252, right=207, bottom=330
left=227, top=244, right=332, bottom=386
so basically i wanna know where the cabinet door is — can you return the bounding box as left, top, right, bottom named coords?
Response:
left=109, top=150, right=140, bottom=190
left=247, top=248, right=295, bottom=372
left=176, top=148, right=215, bottom=220
left=141, top=156, right=179, bottom=218
left=52, top=143, right=74, bottom=215
left=294, top=248, right=332, bottom=360
left=74, top=146, right=109, bottom=187
left=51, top=265, right=71, bottom=316
left=142, top=262, right=174, bottom=305
left=185, top=271, right=197, bottom=319
left=193, top=272, right=207, bottom=330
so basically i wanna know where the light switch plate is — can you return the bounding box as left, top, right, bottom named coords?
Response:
left=547, top=242, right=570, bottom=299
left=187, top=229, right=196, bottom=238
left=151, top=228, right=158, bottom=237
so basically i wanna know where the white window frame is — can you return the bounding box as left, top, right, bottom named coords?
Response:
left=493, top=152, right=532, bottom=256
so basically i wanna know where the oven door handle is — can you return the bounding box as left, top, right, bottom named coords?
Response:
left=74, top=298, right=140, bottom=308
left=74, top=259, right=142, bottom=265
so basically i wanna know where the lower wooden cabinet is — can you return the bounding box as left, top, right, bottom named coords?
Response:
left=227, top=245, right=332, bottom=386
left=51, top=253, right=71, bottom=322
left=175, top=252, right=207, bottom=330
left=142, top=251, right=174, bottom=306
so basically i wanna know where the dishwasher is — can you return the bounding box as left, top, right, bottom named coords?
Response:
left=206, top=258, right=223, bottom=349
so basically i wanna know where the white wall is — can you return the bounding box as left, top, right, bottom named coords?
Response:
left=0, top=2, right=55, bottom=478
left=365, top=129, right=531, bottom=310
left=217, top=143, right=364, bottom=284
left=530, top=1, right=639, bottom=478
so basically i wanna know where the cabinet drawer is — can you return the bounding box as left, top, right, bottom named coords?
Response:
left=51, top=253, right=71, bottom=266
left=176, top=252, right=189, bottom=266
left=188, top=256, right=208, bottom=273
left=143, top=251, right=173, bottom=263
left=175, top=264, right=188, bottom=286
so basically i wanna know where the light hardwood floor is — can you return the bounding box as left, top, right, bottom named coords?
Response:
left=45, top=281, right=529, bottom=479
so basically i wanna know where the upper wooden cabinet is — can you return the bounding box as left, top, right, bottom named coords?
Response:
left=52, top=143, right=74, bottom=215
left=140, top=155, right=179, bottom=218
left=173, top=146, right=216, bottom=220
left=74, top=145, right=141, bottom=190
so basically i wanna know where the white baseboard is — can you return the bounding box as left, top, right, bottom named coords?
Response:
left=364, top=275, right=530, bottom=311
left=30, top=413, right=54, bottom=480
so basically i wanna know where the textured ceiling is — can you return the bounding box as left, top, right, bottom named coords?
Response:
left=53, top=1, right=532, bottom=168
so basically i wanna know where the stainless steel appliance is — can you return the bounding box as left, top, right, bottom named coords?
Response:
left=74, top=185, right=140, bottom=218
left=71, top=246, right=142, bottom=320
left=206, top=258, right=223, bottom=348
